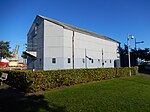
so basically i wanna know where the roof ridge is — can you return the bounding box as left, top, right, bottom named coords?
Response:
left=37, top=15, right=119, bottom=43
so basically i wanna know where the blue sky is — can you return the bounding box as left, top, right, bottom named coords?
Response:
left=0, top=0, right=150, bottom=59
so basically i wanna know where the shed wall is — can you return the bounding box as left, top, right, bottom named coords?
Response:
left=63, top=28, right=120, bottom=69
left=44, top=20, right=64, bottom=70
left=27, top=16, right=120, bottom=70
left=27, top=17, right=44, bottom=70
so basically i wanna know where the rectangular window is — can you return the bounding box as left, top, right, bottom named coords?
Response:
left=102, top=63, right=104, bottom=66
left=98, top=59, right=100, bottom=62
left=83, top=58, right=85, bottom=63
left=68, top=58, right=71, bottom=63
left=39, top=58, right=41, bottom=65
left=91, top=59, right=94, bottom=63
left=35, top=26, right=38, bottom=34
left=35, top=23, right=39, bottom=35
left=52, top=58, right=56, bottom=63
left=110, top=60, right=112, bottom=63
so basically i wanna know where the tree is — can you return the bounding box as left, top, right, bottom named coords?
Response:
left=120, top=46, right=150, bottom=67
left=137, top=48, right=150, bottom=61
left=21, top=53, right=27, bottom=59
left=0, top=41, right=12, bottom=58
left=120, top=44, right=128, bottom=67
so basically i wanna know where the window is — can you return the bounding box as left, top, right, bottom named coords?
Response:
left=98, top=59, right=100, bottom=62
left=83, top=58, right=85, bottom=63
left=110, top=60, right=112, bottom=63
left=35, top=26, right=38, bottom=34
left=39, top=58, right=41, bottom=65
left=105, top=61, right=107, bottom=63
left=102, top=63, right=104, bottom=66
left=52, top=58, right=56, bottom=63
left=68, top=58, right=71, bottom=63
left=35, top=23, right=39, bottom=35
left=91, top=59, right=94, bottom=63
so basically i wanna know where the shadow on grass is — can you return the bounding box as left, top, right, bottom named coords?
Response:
left=0, top=85, right=65, bottom=112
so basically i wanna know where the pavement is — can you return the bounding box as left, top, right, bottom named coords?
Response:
left=0, top=84, right=26, bottom=99
left=140, top=73, right=150, bottom=78
left=0, top=84, right=28, bottom=112
left=0, top=84, right=65, bottom=112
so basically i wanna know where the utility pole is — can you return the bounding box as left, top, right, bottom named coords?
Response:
left=72, top=31, right=75, bottom=69
left=134, top=38, right=144, bottom=65
left=135, top=38, right=144, bottom=50
left=127, top=34, right=134, bottom=76
left=102, top=49, right=104, bottom=68
left=85, top=48, right=87, bottom=68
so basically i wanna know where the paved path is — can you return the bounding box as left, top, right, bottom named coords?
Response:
left=0, top=84, right=62, bottom=112
left=139, top=73, right=150, bottom=78
left=0, top=84, right=25, bottom=99
left=0, top=84, right=28, bottom=112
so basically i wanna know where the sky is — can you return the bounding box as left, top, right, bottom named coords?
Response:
left=0, top=0, right=150, bottom=60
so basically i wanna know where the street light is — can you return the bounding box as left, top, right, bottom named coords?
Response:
left=127, top=34, right=134, bottom=76
left=135, top=38, right=144, bottom=50
left=134, top=39, right=144, bottom=65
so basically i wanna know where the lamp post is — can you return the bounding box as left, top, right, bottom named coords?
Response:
left=127, top=34, right=134, bottom=76
left=134, top=39, right=144, bottom=65
left=135, top=38, right=144, bottom=50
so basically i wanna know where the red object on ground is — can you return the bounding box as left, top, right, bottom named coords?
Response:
left=0, top=58, right=9, bottom=68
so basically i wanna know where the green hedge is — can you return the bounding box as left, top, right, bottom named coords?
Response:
left=0, top=67, right=137, bottom=93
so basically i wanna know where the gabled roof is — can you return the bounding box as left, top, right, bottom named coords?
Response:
left=37, top=15, right=120, bottom=43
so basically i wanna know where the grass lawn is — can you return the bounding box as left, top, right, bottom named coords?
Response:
left=1, top=74, right=150, bottom=112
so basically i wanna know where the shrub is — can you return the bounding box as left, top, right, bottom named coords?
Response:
left=0, top=67, right=137, bottom=93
